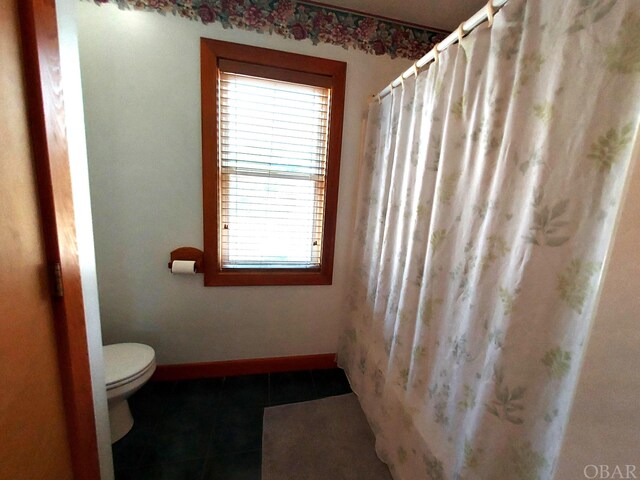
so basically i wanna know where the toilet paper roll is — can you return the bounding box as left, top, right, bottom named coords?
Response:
left=171, top=260, right=196, bottom=275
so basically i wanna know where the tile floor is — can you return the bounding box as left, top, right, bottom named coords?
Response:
left=113, top=368, right=352, bottom=479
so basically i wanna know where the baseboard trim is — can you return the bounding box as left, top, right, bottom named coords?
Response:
left=151, top=353, right=337, bottom=381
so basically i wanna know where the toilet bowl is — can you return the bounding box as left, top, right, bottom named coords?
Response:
left=104, top=343, right=156, bottom=443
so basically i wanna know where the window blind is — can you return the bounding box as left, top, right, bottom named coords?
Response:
left=218, top=71, right=331, bottom=269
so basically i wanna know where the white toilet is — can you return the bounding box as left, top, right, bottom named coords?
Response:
left=104, top=343, right=156, bottom=443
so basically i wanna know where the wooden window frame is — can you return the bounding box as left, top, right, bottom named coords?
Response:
left=201, top=39, right=346, bottom=287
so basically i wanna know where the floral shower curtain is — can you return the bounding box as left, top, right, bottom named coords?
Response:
left=338, top=1, right=640, bottom=479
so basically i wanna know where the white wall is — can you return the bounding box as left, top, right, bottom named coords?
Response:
left=557, top=143, right=640, bottom=476
left=76, top=2, right=411, bottom=365
left=56, top=1, right=114, bottom=479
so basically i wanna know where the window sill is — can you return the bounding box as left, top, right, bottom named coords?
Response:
left=204, top=268, right=333, bottom=286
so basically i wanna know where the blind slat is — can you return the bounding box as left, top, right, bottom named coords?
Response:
left=221, top=149, right=327, bottom=164
left=221, top=140, right=328, bottom=154
left=220, top=96, right=329, bottom=114
left=220, top=117, right=328, bottom=133
left=220, top=131, right=327, bottom=145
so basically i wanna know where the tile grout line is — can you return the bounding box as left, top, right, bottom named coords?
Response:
left=139, top=381, right=178, bottom=471
left=198, top=376, right=226, bottom=480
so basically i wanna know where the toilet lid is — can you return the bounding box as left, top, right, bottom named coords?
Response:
left=104, top=343, right=155, bottom=387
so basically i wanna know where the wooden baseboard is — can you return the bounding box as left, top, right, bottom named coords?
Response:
left=151, top=353, right=337, bottom=381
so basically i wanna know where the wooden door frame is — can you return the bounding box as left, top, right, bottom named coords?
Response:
left=18, top=1, right=101, bottom=478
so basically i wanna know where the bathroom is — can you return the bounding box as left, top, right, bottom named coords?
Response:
left=2, top=0, right=639, bottom=479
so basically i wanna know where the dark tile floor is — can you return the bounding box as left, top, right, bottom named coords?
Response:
left=113, top=368, right=352, bottom=479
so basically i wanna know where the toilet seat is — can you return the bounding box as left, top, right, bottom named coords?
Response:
left=104, top=343, right=156, bottom=390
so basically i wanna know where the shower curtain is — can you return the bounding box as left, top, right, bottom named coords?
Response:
left=338, top=1, right=640, bottom=479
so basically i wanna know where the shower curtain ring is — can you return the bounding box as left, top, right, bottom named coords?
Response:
left=432, top=43, right=440, bottom=65
left=456, top=23, right=466, bottom=44
left=485, top=1, right=495, bottom=28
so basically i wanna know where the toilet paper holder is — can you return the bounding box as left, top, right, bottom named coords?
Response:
left=168, top=247, right=204, bottom=273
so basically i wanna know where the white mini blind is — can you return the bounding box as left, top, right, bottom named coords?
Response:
left=218, top=70, right=331, bottom=269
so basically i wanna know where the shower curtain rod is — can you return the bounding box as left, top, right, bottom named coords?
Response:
left=372, top=0, right=509, bottom=102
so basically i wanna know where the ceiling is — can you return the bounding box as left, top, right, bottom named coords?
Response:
left=322, top=0, right=488, bottom=31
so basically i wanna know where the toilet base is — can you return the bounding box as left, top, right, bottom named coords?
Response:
left=109, top=398, right=134, bottom=443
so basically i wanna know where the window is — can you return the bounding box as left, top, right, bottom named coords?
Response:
left=201, top=39, right=346, bottom=286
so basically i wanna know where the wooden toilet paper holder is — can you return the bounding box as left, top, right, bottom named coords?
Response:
left=168, top=247, right=204, bottom=273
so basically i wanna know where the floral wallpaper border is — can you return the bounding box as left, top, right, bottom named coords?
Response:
left=88, top=0, right=448, bottom=60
